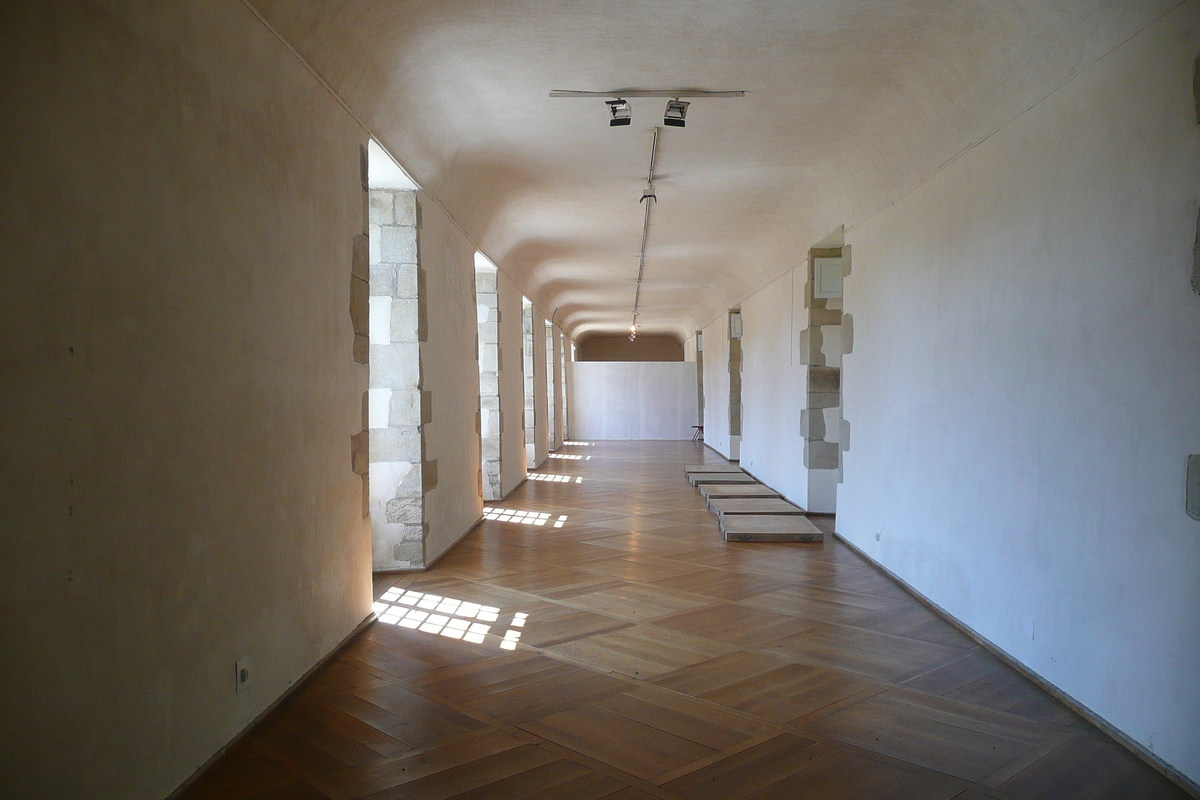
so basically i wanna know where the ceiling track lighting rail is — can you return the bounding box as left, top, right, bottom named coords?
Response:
left=549, top=90, right=746, bottom=98
left=551, top=89, right=745, bottom=127
left=631, top=128, right=659, bottom=340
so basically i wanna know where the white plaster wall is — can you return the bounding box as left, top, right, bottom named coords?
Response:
left=0, top=2, right=371, bottom=797
left=738, top=269, right=810, bottom=508
left=417, top=194, right=484, bottom=562
left=571, top=363, right=699, bottom=440
left=496, top=272, right=527, bottom=495
left=701, top=315, right=734, bottom=458
left=840, top=6, right=1200, bottom=783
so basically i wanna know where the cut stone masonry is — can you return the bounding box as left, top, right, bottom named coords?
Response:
left=800, top=247, right=846, bottom=473
left=368, top=187, right=429, bottom=570
left=475, top=267, right=502, bottom=500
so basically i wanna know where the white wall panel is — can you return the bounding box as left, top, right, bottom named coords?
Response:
left=738, top=269, right=809, bottom=508
left=839, top=7, right=1200, bottom=782
left=571, top=363, right=698, bottom=440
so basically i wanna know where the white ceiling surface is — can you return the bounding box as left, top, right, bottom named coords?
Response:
left=253, top=0, right=1172, bottom=340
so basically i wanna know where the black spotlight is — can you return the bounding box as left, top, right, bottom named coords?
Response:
left=606, top=98, right=632, bottom=126
left=664, top=98, right=689, bottom=127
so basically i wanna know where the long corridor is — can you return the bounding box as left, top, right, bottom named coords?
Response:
left=183, top=441, right=1185, bottom=800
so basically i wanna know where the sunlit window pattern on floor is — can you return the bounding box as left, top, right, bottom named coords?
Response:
left=527, top=472, right=584, bottom=483
left=562, top=441, right=594, bottom=446
left=548, top=453, right=589, bottom=460
left=373, top=589, right=499, bottom=643
left=483, top=507, right=568, bottom=527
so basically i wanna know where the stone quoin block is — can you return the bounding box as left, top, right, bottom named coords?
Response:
left=380, top=225, right=418, bottom=264
left=350, top=431, right=369, bottom=475
left=809, top=390, right=840, bottom=409
left=370, top=264, right=396, bottom=296
left=371, top=426, right=423, bottom=462
left=811, top=308, right=842, bottom=327
left=395, top=263, right=419, bottom=299
left=370, top=342, right=421, bottom=388
left=805, top=439, right=840, bottom=470
left=389, top=388, right=423, bottom=427
left=385, top=496, right=423, bottom=525
left=390, top=298, right=421, bottom=343
left=350, top=275, right=370, bottom=336
left=482, top=437, right=501, bottom=461
left=809, top=366, right=841, bottom=393
left=351, top=234, right=370, bottom=282
left=394, top=191, right=418, bottom=226
left=391, top=539, right=423, bottom=565
left=800, top=408, right=826, bottom=440
left=475, top=271, right=498, bottom=293
left=478, top=322, right=499, bottom=345
left=369, top=191, right=395, bottom=225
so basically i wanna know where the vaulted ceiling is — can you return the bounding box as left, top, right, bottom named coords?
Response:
left=251, top=0, right=1171, bottom=340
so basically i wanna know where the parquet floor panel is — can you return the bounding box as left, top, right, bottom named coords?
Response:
left=180, top=441, right=1189, bottom=800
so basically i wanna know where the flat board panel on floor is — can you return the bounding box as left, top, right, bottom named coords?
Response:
left=688, top=474, right=757, bottom=486
left=708, top=497, right=805, bottom=515
left=720, top=514, right=825, bottom=542
left=684, top=464, right=745, bottom=473
left=700, top=484, right=782, bottom=499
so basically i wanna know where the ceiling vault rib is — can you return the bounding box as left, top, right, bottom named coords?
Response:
left=632, top=127, right=659, bottom=337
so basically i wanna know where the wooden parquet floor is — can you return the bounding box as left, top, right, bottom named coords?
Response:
left=181, top=441, right=1188, bottom=800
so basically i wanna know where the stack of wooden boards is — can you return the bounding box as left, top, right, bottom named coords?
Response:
left=684, top=464, right=825, bottom=543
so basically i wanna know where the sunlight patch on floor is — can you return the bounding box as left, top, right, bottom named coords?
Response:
left=484, top=507, right=569, bottom=527
left=527, top=473, right=584, bottom=483
left=372, top=589, right=533, bottom=649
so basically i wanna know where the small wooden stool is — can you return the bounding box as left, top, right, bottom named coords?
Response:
left=691, top=425, right=704, bottom=443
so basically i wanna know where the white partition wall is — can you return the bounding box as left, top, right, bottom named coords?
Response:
left=570, top=362, right=698, bottom=440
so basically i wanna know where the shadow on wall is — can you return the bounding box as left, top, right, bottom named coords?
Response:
left=577, top=335, right=683, bottom=361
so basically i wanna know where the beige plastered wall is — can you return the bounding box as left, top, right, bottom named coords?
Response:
left=0, top=2, right=372, bottom=798
left=838, top=5, right=1200, bottom=786
left=416, top=193, right=484, bottom=562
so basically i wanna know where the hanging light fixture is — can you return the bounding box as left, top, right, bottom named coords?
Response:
left=663, top=98, right=689, bottom=127
left=606, top=98, right=632, bottom=126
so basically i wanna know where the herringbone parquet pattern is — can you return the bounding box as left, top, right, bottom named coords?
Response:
left=180, top=441, right=1187, bottom=800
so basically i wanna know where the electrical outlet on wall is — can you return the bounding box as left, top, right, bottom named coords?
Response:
left=235, top=656, right=252, bottom=694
